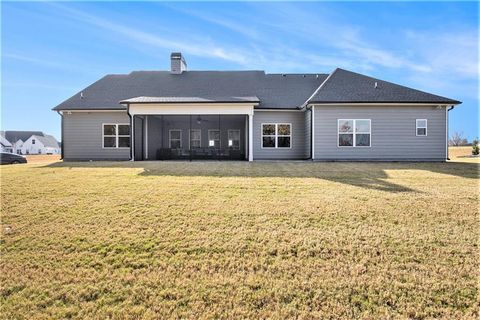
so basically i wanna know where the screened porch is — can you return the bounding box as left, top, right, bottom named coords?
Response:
left=132, top=115, right=248, bottom=161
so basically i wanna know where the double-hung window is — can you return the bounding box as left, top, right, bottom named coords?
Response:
left=208, top=130, right=220, bottom=148
left=190, top=129, right=201, bottom=148
left=169, top=130, right=182, bottom=149
left=416, top=119, right=427, bottom=136
left=103, top=124, right=130, bottom=148
left=338, top=119, right=371, bottom=147
left=228, top=130, right=240, bottom=149
left=261, top=123, right=291, bottom=148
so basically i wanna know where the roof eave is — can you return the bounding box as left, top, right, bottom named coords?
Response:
left=308, top=100, right=462, bottom=105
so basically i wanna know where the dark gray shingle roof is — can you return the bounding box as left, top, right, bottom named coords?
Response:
left=33, top=134, right=60, bottom=148
left=309, top=68, right=461, bottom=104
left=53, top=71, right=328, bottom=111
left=3, top=131, right=45, bottom=143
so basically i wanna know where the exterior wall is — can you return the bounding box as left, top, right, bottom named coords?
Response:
left=313, top=105, right=447, bottom=160
left=253, top=110, right=308, bottom=160
left=63, top=111, right=130, bottom=160
left=21, top=137, right=45, bottom=155
left=13, top=140, right=23, bottom=154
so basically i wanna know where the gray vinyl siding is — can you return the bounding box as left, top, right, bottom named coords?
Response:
left=313, top=105, right=447, bottom=161
left=63, top=112, right=130, bottom=160
left=253, top=111, right=308, bottom=160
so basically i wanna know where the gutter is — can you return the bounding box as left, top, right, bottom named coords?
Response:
left=56, top=111, right=64, bottom=160
left=446, top=105, right=455, bottom=161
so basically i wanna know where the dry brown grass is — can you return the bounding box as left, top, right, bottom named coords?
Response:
left=1, top=156, right=478, bottom=319
left=449, top=146, right=479, bottom=163
left=25, top=154, right=61, bottom=163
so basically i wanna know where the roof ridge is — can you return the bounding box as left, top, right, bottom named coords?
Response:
left=300, top=68, right=339, bottom=108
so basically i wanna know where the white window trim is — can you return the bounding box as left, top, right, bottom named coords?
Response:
left=169, top=129, right=182, bottom=149
left=208, top=129, right=221, bottom=148
left=416, top=119, right=428, bottom=136
left=189, top=129, right=201, bottom=149
left=102, top=123, right=130, bottom=149
left=337, top=119, right=371, bottom=148
left=261, top=123, right=292, bottom=149
left=227, top=129, right=241, bottom=150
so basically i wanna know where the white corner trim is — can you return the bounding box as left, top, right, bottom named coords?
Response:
left=311, top=106, right=315, bottom=160
left=445, top=106, right=448, bottom=160
left=248, top=114, right=253, bottom=161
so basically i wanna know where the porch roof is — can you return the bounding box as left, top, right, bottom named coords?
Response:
left=120, top=96, right=259, bottom=104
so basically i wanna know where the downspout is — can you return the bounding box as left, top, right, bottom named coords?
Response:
left=56, top=111, right=64, bottom=160
left=446, top=105, right=455, bottom=161
left=125, top=103, right=133, bottom=161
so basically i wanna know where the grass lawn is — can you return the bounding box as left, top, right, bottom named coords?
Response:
left=1, top=151, right=479, bottom=319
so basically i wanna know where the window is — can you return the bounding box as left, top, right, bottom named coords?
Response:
left=228, top=130, right=240, bottom=150
left=338, top=119, right=371, bottom=147
left=169, top=130, right=182, bottom=149
left=190, top=129, right=201, bottom=148
left=261, top=123, right=291, bottom=148
left=103, top=124, right=130, bottom=148
left=416, top=119, right=427, bottom=136
left=208, top=130, right=220, bottom=148
left=32, top=139, right=36, bottom=145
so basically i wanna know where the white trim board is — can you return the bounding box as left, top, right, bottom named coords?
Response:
left=129, top=103, right=255, bottom=116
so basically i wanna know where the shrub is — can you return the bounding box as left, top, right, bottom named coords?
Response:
left=472, top=138, right=479, bottom=155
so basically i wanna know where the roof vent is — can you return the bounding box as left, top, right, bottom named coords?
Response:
left=80, top=92, right=84, bottom=99
left=282, top=74, right=286, bottom=77
left=171, top=52, right=187, bottom=74
left=316, top=74, right=319, bottom=78
left=374, top=82, right=378, bottom=89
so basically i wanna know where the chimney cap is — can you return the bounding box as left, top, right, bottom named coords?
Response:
left=170, top=52, right=183, bottom=59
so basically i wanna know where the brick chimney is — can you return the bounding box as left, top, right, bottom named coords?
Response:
left=170, top=52, right=187, bottom=74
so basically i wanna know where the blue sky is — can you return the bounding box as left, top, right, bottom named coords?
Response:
left=1, top=1, right=478, bottom=141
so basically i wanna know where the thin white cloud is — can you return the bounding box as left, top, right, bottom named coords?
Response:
left=3, top=53, right=99, bottom=75
left=47, top=2, right=250, bottom=65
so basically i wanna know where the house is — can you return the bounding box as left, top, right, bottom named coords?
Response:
left=1, top=131, right=60, bottom=155
left=0, top=134, right=13, bottom=153
left=53, top=52, right=461, bottom=162
left=21, top=134, right=61, bottom=155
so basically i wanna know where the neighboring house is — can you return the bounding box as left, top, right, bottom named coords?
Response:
left=21, top=135, right=61, bottom=155
left=0, top=134, right=13, bottom=153
left=53, top=52, right=461, bottom=162
left=1, top=131, right=60, bottom=155
left=12, top=140, right=24, bottom=155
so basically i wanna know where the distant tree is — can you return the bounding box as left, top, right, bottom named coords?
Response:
left=472, top=138, right=479, bottom=155
left=449, top=131, right=468, bottom=146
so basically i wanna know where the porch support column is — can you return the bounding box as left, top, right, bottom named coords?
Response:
left=130, top=114, right=135, bottom=161
left=248, top=113, right=253, bottom=161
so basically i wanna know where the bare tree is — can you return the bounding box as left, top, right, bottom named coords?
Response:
left=449, top=131, right=467, bottom=146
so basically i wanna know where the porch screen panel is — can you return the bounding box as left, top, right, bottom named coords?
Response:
left=145, top=114, right=247, bottom=161
left=160, top=115, right=190, bottom=160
